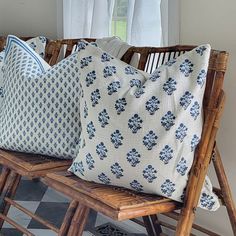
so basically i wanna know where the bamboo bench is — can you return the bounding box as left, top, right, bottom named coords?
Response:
left=0, top=38, right=234, bottom=235
left=44, top=46, right=236, bottom=236
left=0, top=37, right=96, bottom=235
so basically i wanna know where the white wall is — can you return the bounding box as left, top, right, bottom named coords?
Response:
left=0, top=0, right=62, bottom=39
left=180, top=1, right=236, bottom=235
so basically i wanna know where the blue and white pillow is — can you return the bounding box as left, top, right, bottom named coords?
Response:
left=0, top=36, right=47, bottom=105
left=0, top=35, right=81, bottom=159
left=69, top=42, right=220, bottom=211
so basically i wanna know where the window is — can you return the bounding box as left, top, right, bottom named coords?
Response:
left=111, top=0, right=128, bottom=41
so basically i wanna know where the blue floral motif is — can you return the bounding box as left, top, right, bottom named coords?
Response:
left=91, top=89, right=101, bottom=107
left=111, top=162, right=124, bottom=179
left=161, top=179, right=175, bottom=197
left=98, top=173, right=111, bottom=184
left=179, top=91, right=194, bottom=110
left=190, top=101, right=200, bottom=120
left=200, top=193, right=215, bottom=210
left=146, top=96, right=160, bottom=115
left=87, top=121, right=96, bottom=139
left=197, top=69, right=207, bottom=88
left=71, top=161, right=84, bottom=176
left=128, top=114, right=143, bottom=134
left=130, top=78, right=142, bottom=88
left=159, top=145, right=173, bottom=164
left=76, top=41, right=88, bottom=51
left=107, top=81, right=121, bottom=95
left=84, top=102, right=88, bottom=118
left=96, top=142, right=108, bottom=160
left=163, top=78, right=177, bottom=95
left=191, top=134, right=200, bottom=152
left=165, top=58, right=176, bottom=66
left=134, top=85, right=145, bottom=98
left=101, top=52, right=113, bottom=62
left=103, top=65, right=116, bottom=78
left=176, top=157, right=188, bottom=176
left=149, top=70, right=161, bottom=82
left=175, top=123, right=188, bottom=142
left=196, top=46, right=207, bottom=56
left=180, top=59, right=194, bottom=77
left=111, top=130, right=123, bottom=148
left=0, top=87, right=3, bottom=98
left=39, top=36, right=46, bottom=43
left=80, top=56, right=92, bottom=68
left=143, top=131, right=158, bottom=150
left=86, top=153, right=95, bottom=170
left=86, top=70, right=96, bottom=87
left=143, top=165, right=157, bottom=183
left=115, top=98, right=127, bottom=114
left=161, top=111, right=176, bottom=131
left=98, top=109, right=110, bottom=128
left=126, top=148, right=141, bottom=167
left=125, top=66, right=138, bottom=75
left=130, top=180, right=143, bottom=192
left=29, top=42, right=36, bottom=50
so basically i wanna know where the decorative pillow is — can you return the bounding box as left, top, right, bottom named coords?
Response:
left=0, top=36, right=47, bottom=105
left=69, top=42, right=220, bottom=211
left=0, top=35, right=81, bottom=159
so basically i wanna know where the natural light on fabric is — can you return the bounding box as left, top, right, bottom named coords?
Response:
left=63, top=0, right=162, bottom=47
left=126, top=0, right=162, bottom=46
left=63, top=0, right=114, bottom=38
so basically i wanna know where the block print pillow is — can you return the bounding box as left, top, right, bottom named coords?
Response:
left=69, top=42, right=220, bottom=211
left=0, top=35, right=81, bottom=159
left=0, top=36, right=47, bottom=106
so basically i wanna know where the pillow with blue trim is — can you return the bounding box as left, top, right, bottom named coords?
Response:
left=69, top=42, right=220, bottom=211
left=0, top=36, right=47, bottom=105
left=0, top=35, right=81, bottom=159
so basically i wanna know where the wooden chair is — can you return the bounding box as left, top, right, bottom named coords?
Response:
left=0, top=38, right=96, bottom=235
left=43, top=46, right=236, bottom=236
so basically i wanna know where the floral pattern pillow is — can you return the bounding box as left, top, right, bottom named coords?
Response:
left=0, top=36, right=47, bottom=105
left=69, top=41, right=220, bottom=211
left=0, top=35, right=81, bottom=159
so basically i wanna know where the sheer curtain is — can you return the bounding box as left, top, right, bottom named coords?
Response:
left=63, top=0, right=114, bottom=38
left=63, top=0, right=178, bottom=46
left=126, top=0, right=162, bottom=46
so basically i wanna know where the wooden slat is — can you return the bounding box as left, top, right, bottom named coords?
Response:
left=0, top=213, right=34, bottom=236
left=44, top=171, right=180, bottom=221
left=0, top=149, right=71, bottom=172
left=4, top=197, right=59, bottom=233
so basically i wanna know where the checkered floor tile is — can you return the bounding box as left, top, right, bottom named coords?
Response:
left=0, top=178, right=147, bottom=236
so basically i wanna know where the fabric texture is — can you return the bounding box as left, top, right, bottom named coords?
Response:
left=63, top=0, right=164, bottom=47
left=95, top=36, right=139, bottom=68
left=0, top=35, right=82, bottom=159
left=0, top=36, right=47, bottom=105
left=127, top=0, right=162, bottom=46
left=63, top=0, right=114, bottom=38
left=69, top=42, right=220, bottom=211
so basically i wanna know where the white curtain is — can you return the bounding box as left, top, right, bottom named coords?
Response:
left=63, top=0, right=114, bottom=38
left=62, top=0, right=176, bottom=47
left=127, top=0, right=162, bottom=46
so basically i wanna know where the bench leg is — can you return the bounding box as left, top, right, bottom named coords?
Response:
left=59, top=200, right=79, bottom=236
left=0, top=170, right=21, bottom=229
left=0, top=167, right=10, bottom=194
left=213, top=146, right=236, bottom=235
left=150, top=214, right=163, bottom=235
left=143, top=215, right=162, bottom=236
left=67, top=203, right=90, bottom=236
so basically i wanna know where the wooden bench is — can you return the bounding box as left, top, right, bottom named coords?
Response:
left=0, top=37, right=96, bottom=235
left=0, top=38, right=234, bottom=235
left=43, top=46, right=236, bottom=236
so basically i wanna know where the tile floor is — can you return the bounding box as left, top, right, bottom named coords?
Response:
left=1, top=178, right=148, bottom=236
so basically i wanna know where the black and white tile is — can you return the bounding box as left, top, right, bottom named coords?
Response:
left=1, top=178, right=148, bottom=236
